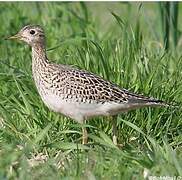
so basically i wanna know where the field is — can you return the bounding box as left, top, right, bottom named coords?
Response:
left=0, top=2, right=182, bottom=179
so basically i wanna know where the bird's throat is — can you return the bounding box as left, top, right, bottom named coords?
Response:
left=32, top=43, right=49, bottom=68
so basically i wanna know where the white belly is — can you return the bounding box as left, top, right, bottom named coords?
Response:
left=40, top=93, right=129, bottom=123
left=40, top=91, right=151, bottom=123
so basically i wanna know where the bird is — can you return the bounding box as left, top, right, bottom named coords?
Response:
left=6, top=24, right=169, bottom=145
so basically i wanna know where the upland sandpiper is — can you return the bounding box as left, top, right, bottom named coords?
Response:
left=6, top=25, right=169, bottom=145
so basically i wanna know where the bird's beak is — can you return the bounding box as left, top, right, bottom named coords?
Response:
left=5, top=33, right=21, bottom=40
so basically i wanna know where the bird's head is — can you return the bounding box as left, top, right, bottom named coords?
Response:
left=6, top=25, right=45, bottom=47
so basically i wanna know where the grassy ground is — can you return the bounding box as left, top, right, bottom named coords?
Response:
left=0, top=2, right=182, bottom=180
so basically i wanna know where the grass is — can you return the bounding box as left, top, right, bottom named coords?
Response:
left=0, top=2, right=182, bottom=179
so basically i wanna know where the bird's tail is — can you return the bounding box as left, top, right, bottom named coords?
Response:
left=123, top=89, right=179, bottom=109
left=127, top=94, right=177, bottom=109
left=146, top=99, right=170, bottom=107
left=146, top=98, right=179, bottom=108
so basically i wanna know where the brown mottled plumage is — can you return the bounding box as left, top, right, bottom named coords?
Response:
left=6, top=25, right=169, bottom=145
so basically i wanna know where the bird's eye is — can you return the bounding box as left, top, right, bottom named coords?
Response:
left=30, top=30, right=35, bottom=35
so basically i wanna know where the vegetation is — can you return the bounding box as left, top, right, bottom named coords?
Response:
left=0, top=2, right=181, bottom=179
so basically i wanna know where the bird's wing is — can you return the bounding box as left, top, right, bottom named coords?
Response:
left=53, top=64, right=167, bottom=106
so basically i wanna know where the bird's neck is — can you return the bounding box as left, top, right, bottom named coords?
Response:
left=32, top=43, right=49, bottom=68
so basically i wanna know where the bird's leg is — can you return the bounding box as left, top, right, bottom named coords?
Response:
left=82, top=120, right=88, bottom=144
left=112, top=115, right=118, bottom=145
